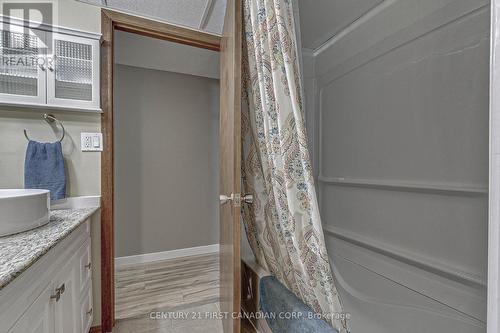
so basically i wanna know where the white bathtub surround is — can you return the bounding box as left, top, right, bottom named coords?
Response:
left=241, top=0, right=346, bottom=331
left=489, top=1, right=500, bottom=332
left=0, top=189, right=50, bottom=237
left=303, top=0, right=490, bottom=332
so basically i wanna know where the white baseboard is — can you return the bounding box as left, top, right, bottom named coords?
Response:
left=115, top=244, right=220, bottom=268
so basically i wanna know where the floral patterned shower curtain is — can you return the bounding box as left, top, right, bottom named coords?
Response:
left=241, top=0, right=348, bottom=331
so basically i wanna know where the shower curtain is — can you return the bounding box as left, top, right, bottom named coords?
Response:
left=241, top=0, right=348, bottom=332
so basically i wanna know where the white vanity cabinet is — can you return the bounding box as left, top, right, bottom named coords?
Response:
left=0, top=17, right=101, bottom=112
left=0, top=220, right=93, bottom=333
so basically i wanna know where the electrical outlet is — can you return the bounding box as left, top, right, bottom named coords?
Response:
left=81, top=133, right=103, bottom=151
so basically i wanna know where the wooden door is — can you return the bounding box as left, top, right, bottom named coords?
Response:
left=219, top=0, right=242, bottom=332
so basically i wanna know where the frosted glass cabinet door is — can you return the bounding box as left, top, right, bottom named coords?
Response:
left=47, top=33, right=100, bottom=110
left=0, top=24, right=46, bottom=104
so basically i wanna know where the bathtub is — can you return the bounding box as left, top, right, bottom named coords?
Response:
left=326, top=235, right=486, bottom=333
left=241, top=258, right=273, bottom=333
left=241, top=258, right=338, bottom=333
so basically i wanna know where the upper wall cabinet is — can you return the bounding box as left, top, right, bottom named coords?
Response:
left=0, top=16, right=101, bottom=112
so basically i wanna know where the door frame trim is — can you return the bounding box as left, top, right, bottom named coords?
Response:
left=100, top=9, right=220, bottom=332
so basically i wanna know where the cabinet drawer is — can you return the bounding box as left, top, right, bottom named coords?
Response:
left=76, top=239, right=92, bottom=295
left=79, top=287, right=93, bottom=333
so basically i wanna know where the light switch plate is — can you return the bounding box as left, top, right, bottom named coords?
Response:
left=81, top=133, right=103, bottom=151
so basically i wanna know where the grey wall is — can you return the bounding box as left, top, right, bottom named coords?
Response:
left=115, top=31, right=220, bottom=79
left=114, top=64, right=220, bottom=257
left=0, top=110, right=101, bottom=195
left=303, top=0, right=489, bottom=332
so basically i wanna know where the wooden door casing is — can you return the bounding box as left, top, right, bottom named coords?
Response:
left=100, top=8, right=230, bottom=333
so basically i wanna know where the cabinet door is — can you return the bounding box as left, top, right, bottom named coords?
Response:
left=8, top=283, right=55, bottom=333
left=79, top=286, right=93, bottom=333
left=76, top=239, right=92, bottom=295
left=47, top=33, right=99, bottom=110
left=53, top=261, right=76, bottom=333
left=0, top=23, right=46, bottom=105
left=74, top=238, right=92, bottom=333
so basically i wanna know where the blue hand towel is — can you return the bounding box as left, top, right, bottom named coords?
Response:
left=24, top=140, right=66, bottom=201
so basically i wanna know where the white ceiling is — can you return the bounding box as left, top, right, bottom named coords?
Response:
left=298, top=0, right=384, bottom=50
left=78, top=0, right=227, bottom=35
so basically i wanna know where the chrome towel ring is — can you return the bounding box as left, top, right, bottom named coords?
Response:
left=24, top=114, right=66, bottom=142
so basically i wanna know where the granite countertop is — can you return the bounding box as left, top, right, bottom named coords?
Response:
left=0, top=207, right=99, bottom=290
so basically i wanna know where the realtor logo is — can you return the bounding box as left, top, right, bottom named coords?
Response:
left=2, top=1, right=55, bottom=53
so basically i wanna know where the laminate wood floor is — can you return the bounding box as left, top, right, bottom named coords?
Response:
left=114, top=302, right=223, bottom=333
left=115, top=253, right=220, bottom=320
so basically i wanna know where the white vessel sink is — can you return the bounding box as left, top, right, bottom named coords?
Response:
left=0, top=189, right=50, bottom=237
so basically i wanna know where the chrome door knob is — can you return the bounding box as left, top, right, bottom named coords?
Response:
left=220, top=193, right=253, bottom=206
left=220, top=194, right=232, bottom=205
left=242, top=194, right=253, bottom=204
